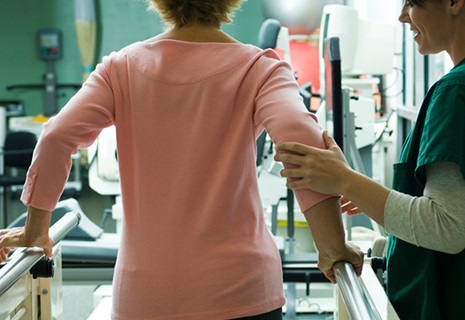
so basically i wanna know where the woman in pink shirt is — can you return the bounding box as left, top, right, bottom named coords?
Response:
left=0, top=1, right=363, bottom=319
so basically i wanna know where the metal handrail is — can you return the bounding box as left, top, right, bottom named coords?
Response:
left=0, top=211, right=81, bottom=296
left=334, top=261, right=377, bottom=320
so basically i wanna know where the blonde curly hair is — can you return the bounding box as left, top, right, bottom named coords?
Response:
left=147, top=0, right=245, bottom=28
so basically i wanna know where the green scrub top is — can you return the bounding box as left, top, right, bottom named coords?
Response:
left=387, top=59, right=465, bottom=319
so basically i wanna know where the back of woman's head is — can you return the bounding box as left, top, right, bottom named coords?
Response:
left=147, top=0, right=245, bottom=28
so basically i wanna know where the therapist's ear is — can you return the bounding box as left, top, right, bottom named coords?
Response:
left=450, top=0, right=464, bottom=16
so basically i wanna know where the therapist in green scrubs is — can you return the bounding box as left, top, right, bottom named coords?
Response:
left=274, top=0, right=465, bottom=319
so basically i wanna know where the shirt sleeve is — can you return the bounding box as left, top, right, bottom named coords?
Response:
left=21, top=55, right=116, bottom=211
left=254, top=51, right=333, bottom=212
left=385, top=161, right=465, bottom=254
left=416, top=84, right=465, bottom=184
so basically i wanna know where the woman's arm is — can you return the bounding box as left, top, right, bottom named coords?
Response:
left=21, top=56, right=115, bottom=212
left=0, top=206, right=53, bottom=263
left=254, top=57, right=364, bottom=280
left=275, top=131, right=390, bottom=226
left=304, top=196, right=364, bottom=283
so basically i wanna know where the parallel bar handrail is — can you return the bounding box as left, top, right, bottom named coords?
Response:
left=0, top=211, right=81, bottom=296
left=334, top=261, right=377, bottom=320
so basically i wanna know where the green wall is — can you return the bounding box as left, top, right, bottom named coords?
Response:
left=0, top=0, right=265, bottom=116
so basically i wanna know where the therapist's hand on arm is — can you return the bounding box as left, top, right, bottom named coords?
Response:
left=0, top=206, right=53, bottom=263
left=304, top=196, right=364, bottom=283
left=275, top=131, right=390, bottom=227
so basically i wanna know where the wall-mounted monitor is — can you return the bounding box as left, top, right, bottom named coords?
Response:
left=319, top=5, right=396, bottom=77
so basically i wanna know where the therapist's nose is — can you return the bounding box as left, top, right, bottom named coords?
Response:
left=398, top=3, right=409, bottom=23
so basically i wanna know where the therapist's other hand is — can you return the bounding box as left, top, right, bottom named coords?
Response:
left=341, top=196, right=362, bottom=216
left=275, top=131, right=352, bottom=195
left=318, top=242, right=364, bottom=284
left=0, top=227, right=54, bottom=263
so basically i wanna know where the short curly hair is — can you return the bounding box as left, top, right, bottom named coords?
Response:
left=147, top=0, right=245, bottom=28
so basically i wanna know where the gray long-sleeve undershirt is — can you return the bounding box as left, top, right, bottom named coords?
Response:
left=384, top=161, right=465, bottom=254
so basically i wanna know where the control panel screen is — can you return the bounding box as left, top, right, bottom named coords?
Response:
left=38, top=30, right=62, bottom=60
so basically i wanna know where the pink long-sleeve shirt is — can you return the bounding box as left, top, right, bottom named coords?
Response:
left=21, top=39, right=330, bottom=319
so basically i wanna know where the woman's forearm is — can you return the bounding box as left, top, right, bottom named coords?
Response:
left=0, top=206, right=54, bottom=259
left=24, top=206, right=52, bottom=241
left=303, top=195, right=365, bottom=283
left=303, top=196, right=346, bottom=256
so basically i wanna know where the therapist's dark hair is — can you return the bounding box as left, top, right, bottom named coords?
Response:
left=407, top=0, right=442, bottom=6
left=147, top=0, right=245, bottom=29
